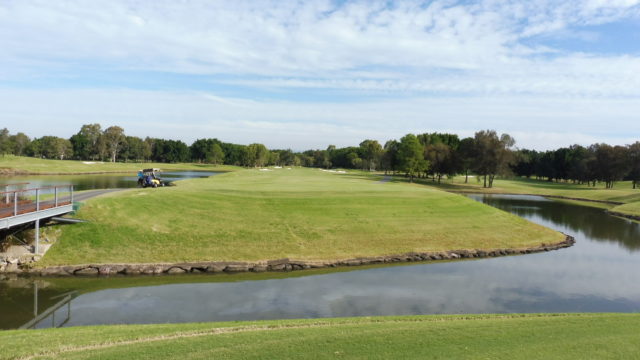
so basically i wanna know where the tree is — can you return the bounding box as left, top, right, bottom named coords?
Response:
left=457, top=137, right=476, bottom=183
left=102, top=126, right=125, bottom=162
left=359, top=140, right=383, bottom=171
left=208, top=143, right=225, bottom=165
left=38, top=136, right=73, bottom=160
left=72, top=124, right=103, bottom=160
left=425, top=142, right=454, bottom=183
left=244, top=143, right=269, bottom=167
left=473, top=130, right=515, bottom=188
left=398, top=134, right=428, bottom=182
left=122, top=136, right=146, bottom=162
left=382, top=140, right=399, bottom=174
left=628, top=142, right=640, bottom=189
left=9, top=132, right=30, bottom=156
left=0, top=128, right=10, bottom=155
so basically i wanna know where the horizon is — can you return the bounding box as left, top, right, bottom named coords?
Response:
left=1, top=1, right=640, bottom=151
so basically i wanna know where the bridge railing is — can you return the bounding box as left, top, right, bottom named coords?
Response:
left=0, top=185, right=74, bottom=219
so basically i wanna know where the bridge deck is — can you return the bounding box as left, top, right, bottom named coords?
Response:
left=1, top=185, right=75, bottom=253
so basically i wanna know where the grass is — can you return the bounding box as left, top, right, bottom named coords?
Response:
left=0, top=155, right=233, bottom=174
left=1, top=314, right=639, bottom=359
left=39, top=168, right=564, bottom=266
left=419, top=175, right=640, bottom=217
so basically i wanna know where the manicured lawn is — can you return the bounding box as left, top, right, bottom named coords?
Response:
left=418, top=175, right=640, bottom=217
left=2, top=314, right=639, bottom=359
left=39, top=168, right=564, bottom=265
left=0, top=155, right=232, bottom=174
left=610, top=201, right=640, bottom=218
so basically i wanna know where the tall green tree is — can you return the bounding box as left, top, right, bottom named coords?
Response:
left=628, top=142, right=640, bottom=189
left=103, top=126, right=125, bottom=162
left=398, top=134, right=428, bottom=182
left=473, top=130, right=515, bottom=188
left=208, top=143, right=225, bottom=165
left=359, top=140, right=383, bottom=171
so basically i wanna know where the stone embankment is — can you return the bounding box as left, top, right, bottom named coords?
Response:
left=1, top=236, right=575, bottom=276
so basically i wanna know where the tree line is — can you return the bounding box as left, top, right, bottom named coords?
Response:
left=511, top=143, right=640, bottom=189
left=1, top=125, right=638, bottom=189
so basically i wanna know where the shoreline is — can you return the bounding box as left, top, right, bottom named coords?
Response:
left=452, top=190, right=640, bottom=220
left=0, top=169, right=226, bottom=176
left=449, top=190, right=625, bottom=205
left=1, top=235, right=575, bottom=277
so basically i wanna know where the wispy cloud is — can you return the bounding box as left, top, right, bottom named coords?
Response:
left=1, top=0, right=639, bottom=96
left=0, top=1, right=639, bottom=148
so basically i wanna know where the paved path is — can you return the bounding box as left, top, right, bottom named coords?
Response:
left=378, top=175, right=392, bottom=184
left=72, top=188, right=126, bottom=202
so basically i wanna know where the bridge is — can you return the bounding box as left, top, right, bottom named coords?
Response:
left=1, top=183, right=74, bottom=254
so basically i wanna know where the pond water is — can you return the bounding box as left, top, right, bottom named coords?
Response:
left=1, top=194, right=639, bottom=330
left=0, top=171, right=221, bottom=192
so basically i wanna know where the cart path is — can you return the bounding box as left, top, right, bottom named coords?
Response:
left=73, top=188, right=127, bottom=202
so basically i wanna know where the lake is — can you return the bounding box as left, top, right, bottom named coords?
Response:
left=0, top=171, right=222, bottom=192
left=1, top=193, right=639, bottom=330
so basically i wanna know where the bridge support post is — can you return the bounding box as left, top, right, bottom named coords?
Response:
left=34, top=219, right=40, bottom=254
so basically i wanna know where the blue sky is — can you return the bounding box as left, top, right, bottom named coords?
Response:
left=1, top=0, right=639, bottom=150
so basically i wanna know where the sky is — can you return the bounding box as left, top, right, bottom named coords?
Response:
left=1, top=0, right=639, bottom=151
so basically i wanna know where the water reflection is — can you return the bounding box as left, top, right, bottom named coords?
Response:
left=0, top=171, right=221, bottom=191
left=3, top=194, right=640, bottom=329
left=468, top=194, right=640, bottom=252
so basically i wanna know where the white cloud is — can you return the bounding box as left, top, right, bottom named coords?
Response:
left=0, top=0, right=639, bottom=97
left=1, top=89, right=638, bottom=150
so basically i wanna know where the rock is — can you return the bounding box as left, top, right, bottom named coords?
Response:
left=167, top=267, right=186, bottom=274
left=269, top=263, right=286, bottom=271
left=252, top=264, right=268, bottom=272
left=267, top=258, right=290, bottom=266
left=41, top=267, right=67, bottom=276
left=7, top=258, right=18, bottom=264
left=124, top=265, right=143, bottom=275
left=224, top=264, right=250, bottom=272
left=5, top=263, right=19, bottom=272
left=206, top=263, right=227, bottom=273
left=449, top=253, right=460, bottom=259
left=307, top=262, right=327, bottom=268
left=75, top=267, right=99, bottom=276
left=98, top=266, right=114, bottom=275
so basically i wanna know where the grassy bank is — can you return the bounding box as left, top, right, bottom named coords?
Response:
left=0, top=155, right=233, bottom=174
left=420, top=176, right=640, bottom=217
left=39, top=168, right=564, bottom=266
left=2, top=314, right=639, bottom=359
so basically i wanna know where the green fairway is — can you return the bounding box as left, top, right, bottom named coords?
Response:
left=39, top=168, right=564, bottom=266
left=2, top=314, right=639, bottom=359
left=420, top=176, right=640, bottom=217
left=0, top=155, right=232, bottom=174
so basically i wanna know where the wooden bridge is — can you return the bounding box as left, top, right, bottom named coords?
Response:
left=1, top=183, right=74, bottom=254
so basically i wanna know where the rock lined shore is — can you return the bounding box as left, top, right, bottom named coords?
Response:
left=1, top=236, right=575, bottom=276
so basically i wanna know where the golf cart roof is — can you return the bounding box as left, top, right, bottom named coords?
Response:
left=141, top=168, right=161, bottom=173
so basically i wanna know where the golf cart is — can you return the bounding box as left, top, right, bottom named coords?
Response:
left=137, top=168, right=164, bottom=188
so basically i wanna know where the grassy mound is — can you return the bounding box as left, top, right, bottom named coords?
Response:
left=2, top=314, right=639, bottom=359
left=40, top=168, right=564, bottom=265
